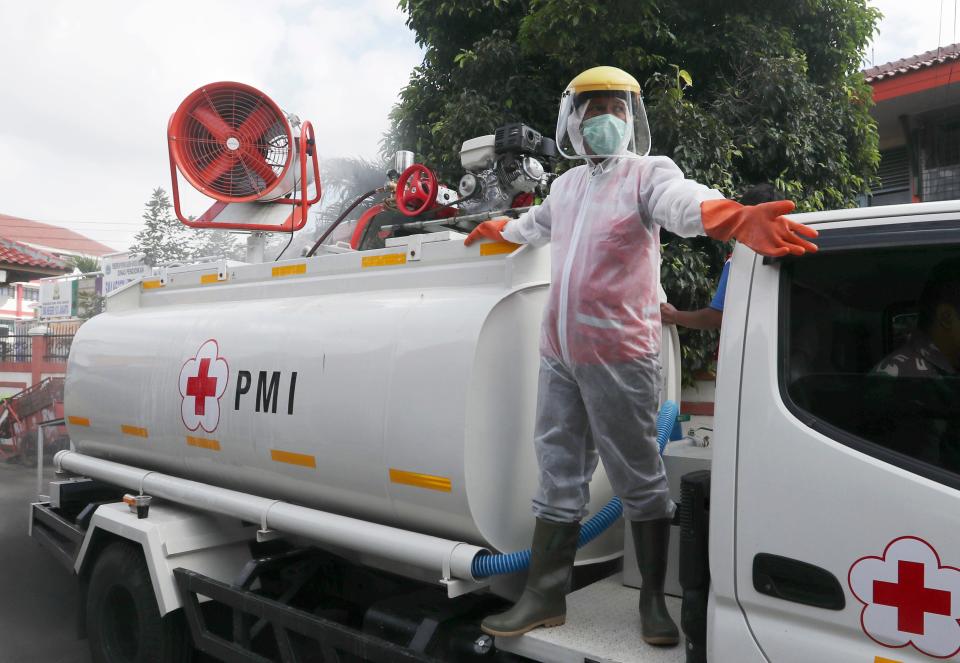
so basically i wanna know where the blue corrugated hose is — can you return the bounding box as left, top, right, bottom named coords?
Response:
left=471, top=400, right=680, bottom=579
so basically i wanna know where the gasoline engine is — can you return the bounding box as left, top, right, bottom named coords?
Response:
left=308, top=123, right=558, bottom=255
left=455, top=123, right=557, bottom=213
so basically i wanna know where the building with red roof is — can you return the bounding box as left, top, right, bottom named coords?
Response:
left=0, top=214, right=107, bottom=330
left=0, top=213, right=115, bottom=259
left=0, top=235, right=71, bottom=329
left=864, top=43, right=960, bottom=205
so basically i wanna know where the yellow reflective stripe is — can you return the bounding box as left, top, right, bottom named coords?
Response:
left=389, top=469, right=452, bottom=492
left=68, top=415, right=90, bottom=427
left=361, top=253, right=407, bottom=268
left=120, top=425, right=148, bottom=438
left=272, top=264, right=307, bottom=278
left=874, top=658, right=903, bottom=663
left=142, top=279, right=163, bottom=289
left=186, top=435, right=220, bottom=451
left=480, top=241, right=519, bottom=256
left=199, top=273, right=221, bottom=285
left=270, top=449, right=316, bottom=468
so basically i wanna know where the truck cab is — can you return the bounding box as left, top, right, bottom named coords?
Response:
left=707, top=201, right=960, bottom=662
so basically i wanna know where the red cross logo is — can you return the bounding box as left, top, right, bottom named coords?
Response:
left=849, top=536, right=960, bottom=658
left=186, top=358, right=218, bottom=416
left=179, top=340, right=229, bottom=433
left=874, top=560, right=951, bottom=635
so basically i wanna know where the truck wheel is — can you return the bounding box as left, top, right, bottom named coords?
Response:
left=86, top=542, right=192, bottom=663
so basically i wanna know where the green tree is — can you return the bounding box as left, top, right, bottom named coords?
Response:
left=129, top=188, right=192, bottom=266
left=191, top=230, right=243, bottom=262
left=69, top=255, right=101, bottom=274
left=386, top=0, right=880, bottom=382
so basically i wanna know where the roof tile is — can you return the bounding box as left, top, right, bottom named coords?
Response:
left=0, top=236, right=67, bottom=270
left=864, top=42, right=960, bottom=82
left=0, top=213, right=116, bottom=256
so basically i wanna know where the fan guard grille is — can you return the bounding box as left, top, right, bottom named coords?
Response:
left=169, top=82, right=292, bottom=202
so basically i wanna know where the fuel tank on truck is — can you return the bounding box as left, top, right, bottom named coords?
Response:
left=64, top=233, right=681, bottom=567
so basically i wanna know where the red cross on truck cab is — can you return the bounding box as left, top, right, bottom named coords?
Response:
left=850, top=537, right=960, bottom=658
left=873, top=560, right=952, bottom=636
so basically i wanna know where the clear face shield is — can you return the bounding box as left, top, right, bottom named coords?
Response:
left=555, top=89, right=651, bottom=160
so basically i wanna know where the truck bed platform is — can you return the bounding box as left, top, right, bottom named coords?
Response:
left=496, top=573, right=684, bottom=663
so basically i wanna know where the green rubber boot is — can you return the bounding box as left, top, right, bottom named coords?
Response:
left=481, top=518, right=580, bottom=638
left=632, top=518, right=680, bottom=646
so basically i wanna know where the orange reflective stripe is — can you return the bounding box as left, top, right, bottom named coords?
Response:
left=270, top=449, right=316, bottom=468
left=389, top=469, right=452, bottom=492
left=68, top=416, right=90, bottom=427
left=120, top=425, right=148, bottom=438
left=361, top=253, right=406, bottom=268
left=272, top=264, right=307, bottom=278
left=480, top=242, right=519, bottom=256
left=186, top=435, right=220, bottom=451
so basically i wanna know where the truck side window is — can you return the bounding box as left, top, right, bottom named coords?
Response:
left=780, top=246, right=960, bottom=486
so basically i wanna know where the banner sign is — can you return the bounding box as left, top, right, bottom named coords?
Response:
left=40, top=279, right=78, bottom=319
left=102, top=252, right=148, bottom=295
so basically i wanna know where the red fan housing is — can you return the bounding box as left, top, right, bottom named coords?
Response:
left=169, top=82, right=293, bottom=203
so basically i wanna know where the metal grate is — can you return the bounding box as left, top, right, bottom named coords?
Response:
left=876, top=147, right=909, bottom=192
left=921, top=113, right=960, bottom=202
left=43, top=334, right=74, bottom=362
left=0, top=334, right=32, bottom=363
left=870, top=147, right=912, bottom=206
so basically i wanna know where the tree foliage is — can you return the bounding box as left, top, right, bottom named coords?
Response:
left=129, top=187, right=193, bottom=266
left=193, top=230, right=244, bottom=262
left=129, top=188, right=244, bottom=264
left=69, top=255, right=101, bottom=274
left=386, top=0, right=880, bottom=381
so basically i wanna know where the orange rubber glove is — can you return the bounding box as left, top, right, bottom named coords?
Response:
left=464, top=218, right=510, bottom=246
left=701, top=199, right=818, bottom=257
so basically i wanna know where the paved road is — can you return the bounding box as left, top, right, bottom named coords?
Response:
left=0, top=461, right=90, bottom=663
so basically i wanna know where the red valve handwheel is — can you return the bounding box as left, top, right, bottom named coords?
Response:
left=396, top=164, right=438, bottom=217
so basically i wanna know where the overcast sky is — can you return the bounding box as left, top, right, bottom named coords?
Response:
left=0, top=0, right=954, bottom=253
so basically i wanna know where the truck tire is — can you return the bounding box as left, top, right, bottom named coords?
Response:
left=86, top=542, right=192, bottom=663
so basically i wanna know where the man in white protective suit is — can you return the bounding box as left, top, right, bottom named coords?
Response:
left=464, top=66, right=819, bottom=645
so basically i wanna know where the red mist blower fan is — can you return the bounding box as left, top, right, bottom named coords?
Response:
left=167, top=81, right=321, bottom=233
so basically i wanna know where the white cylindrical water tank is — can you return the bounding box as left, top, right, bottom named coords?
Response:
left=64, top=241, right=633, bottom=563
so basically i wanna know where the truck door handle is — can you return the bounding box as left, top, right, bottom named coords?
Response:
left=752, top=553, right=845, bottom=610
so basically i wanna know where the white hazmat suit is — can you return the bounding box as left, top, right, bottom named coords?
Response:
left=501, top=156, right=722, bottom=522
left=473, top=65, right=817, bottom=642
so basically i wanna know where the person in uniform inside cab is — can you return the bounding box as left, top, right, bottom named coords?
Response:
left=465, top=66, right=818, bottom=645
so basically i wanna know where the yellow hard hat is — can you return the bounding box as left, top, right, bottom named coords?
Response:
left=565, top=66, right=641, bottom=94
left=556, top=65, right=650, bottom=159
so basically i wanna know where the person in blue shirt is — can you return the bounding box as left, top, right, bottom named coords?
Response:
left=660, top=184, right=785, bottom=330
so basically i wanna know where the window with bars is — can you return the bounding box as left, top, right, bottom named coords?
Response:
left=921, top=110, right=960, bottom=203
